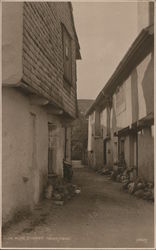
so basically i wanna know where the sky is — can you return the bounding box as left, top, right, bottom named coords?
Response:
left=72, top=2, right=138, bottom=100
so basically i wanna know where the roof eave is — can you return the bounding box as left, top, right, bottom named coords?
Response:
left=86, top=24, right=154, bottom=116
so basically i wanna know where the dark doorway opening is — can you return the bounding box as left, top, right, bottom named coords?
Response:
left=103, top=139, right=107, bottom=165
left=48, top=123, right=57, bottom=175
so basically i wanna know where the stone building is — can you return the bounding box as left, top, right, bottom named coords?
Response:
left=71, top=99, right=93, bottom=164
left=86, top=2, right=154, bottom=182
left=2, top=2, right=81, bottom=224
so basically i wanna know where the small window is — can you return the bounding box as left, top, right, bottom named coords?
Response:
left=62, top=24, right=72, bottom=85
left=120, top=140, right=125, bottom=154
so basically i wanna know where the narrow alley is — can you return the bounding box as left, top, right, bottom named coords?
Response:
left=2, top=2, right=155, bottom=250
left=3, top=166, right=154, bottom=249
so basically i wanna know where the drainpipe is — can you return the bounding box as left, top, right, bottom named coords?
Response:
left=136, top=130, right=138, bottom=176
left=70, top=127, right=72, bottom=162
left=64, top=127, right=67, bottom=160
left=118, top=135, right=120, bottom=165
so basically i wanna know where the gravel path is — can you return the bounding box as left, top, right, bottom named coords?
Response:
left=3, top=167, right=154, bottom=248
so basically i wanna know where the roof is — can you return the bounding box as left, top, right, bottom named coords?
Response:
left=86, top=24, right=154, bottom=116
left=78, top=99, right=94, bottom=114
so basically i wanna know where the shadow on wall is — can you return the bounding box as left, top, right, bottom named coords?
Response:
left=141, top=53, right=154, bottom=115
left=131, top=68, right=139, bottom=123
left=112, top=99, right=117, bottom=131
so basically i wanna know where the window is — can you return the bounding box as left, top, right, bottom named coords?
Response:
left=101, top=127, right=103, bottom=137
left=62, top=24, right=72, bottom=84
left=120, top=140, right=125, bottom=154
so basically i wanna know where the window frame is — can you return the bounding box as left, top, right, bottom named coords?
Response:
left=61, top=23, right=73, bottom=86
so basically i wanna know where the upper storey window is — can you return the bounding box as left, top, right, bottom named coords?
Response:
left=62, top=24, right=72, bottom=85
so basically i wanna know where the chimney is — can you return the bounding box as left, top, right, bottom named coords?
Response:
left=137, top=1, right=154, bottom=33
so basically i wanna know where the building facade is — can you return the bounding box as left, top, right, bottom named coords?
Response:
left=86, top=2, right=154, bottom=182
left=71, top=99, right=93, bottom=164
left=2, top=2, right=81, bottom=224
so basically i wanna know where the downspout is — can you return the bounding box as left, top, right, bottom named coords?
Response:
left=70, top=127, right=72, bottom=162
left=136, top=130, right=138, bottom=176
left=64, top=127, right=67, bottom=160
left=118, top=135, right=120, bottom=164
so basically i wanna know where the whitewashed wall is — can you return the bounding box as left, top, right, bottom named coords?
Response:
left=113, top=76, right=132, bottom=130
left=137, top=52, right=153, bottom=119
left=2, top=2, right=23, bottom=84
left=100, top=108, right=107, bottom=127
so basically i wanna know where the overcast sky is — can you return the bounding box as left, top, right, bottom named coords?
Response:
left=72, top=2, right=138, bottom=100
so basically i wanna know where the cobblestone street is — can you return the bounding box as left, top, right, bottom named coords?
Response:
left=3, top=167, right=154, bottom=248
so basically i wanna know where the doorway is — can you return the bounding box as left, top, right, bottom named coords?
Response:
left=103, top=139, right=107, bottom=165
left=130, top=132, right=138, bottom=175
left=48, top=123, right=57, bottom=175
left=30, top=112, right=39, bottom=205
